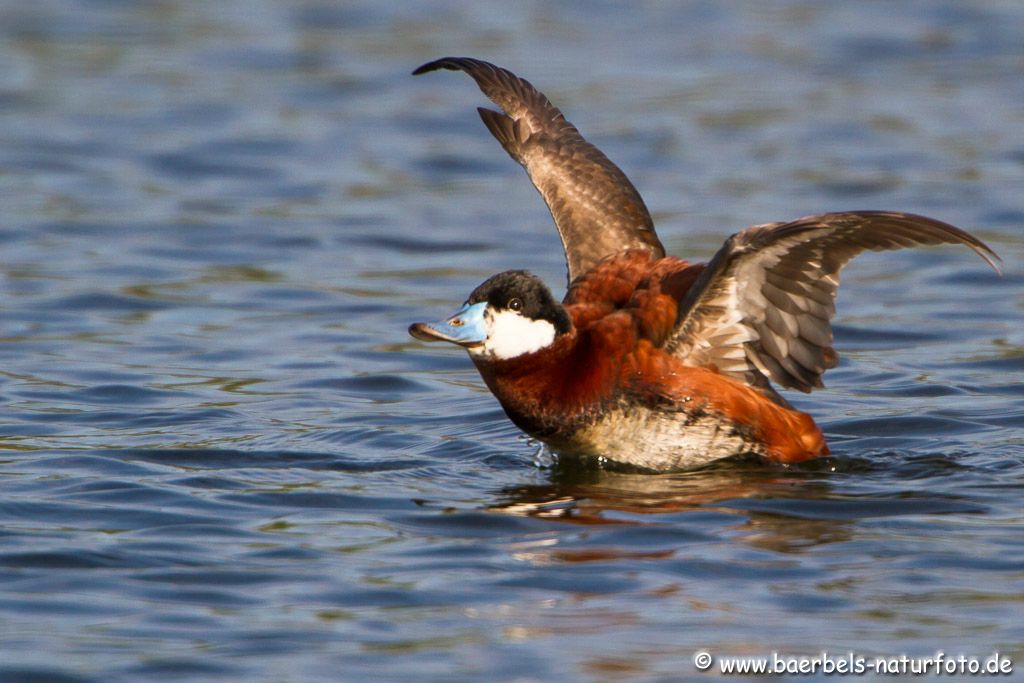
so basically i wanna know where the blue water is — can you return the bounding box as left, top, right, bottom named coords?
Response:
left=1, top=2, right=1022, bottom=681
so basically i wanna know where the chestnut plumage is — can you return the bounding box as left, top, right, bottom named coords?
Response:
left=409, top=57, right=1001, bottom=471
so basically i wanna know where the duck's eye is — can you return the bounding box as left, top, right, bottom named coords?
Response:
left=508, top=298, right=523, bottom=312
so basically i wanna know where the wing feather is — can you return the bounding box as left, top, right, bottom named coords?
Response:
left=668, top=211, right=1001, bottom=394
left=414, top=57, right=664, bottom=283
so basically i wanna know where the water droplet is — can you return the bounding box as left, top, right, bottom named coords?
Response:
left=531, top=441, right=557, bottom=468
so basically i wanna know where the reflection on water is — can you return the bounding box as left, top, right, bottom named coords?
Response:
left=1, top=0, right=1023, bottom=680
left=496, top=457, right=826, bottom=518
left=493, top=458, right=854, bottom=563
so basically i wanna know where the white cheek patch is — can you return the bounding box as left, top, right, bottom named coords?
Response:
left=468, top=309, right=556, bottom=360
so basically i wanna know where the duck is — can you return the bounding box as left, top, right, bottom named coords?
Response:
left=408, top=57, right=1001, bottom=472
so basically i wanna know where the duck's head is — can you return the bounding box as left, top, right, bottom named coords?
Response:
left=409, top=270, right=571, bottom=360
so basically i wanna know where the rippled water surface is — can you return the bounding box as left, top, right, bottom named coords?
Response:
left=2, top=2, right=1023, bottom=681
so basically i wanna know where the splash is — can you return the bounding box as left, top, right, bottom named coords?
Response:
left=530, top=440, right=558, bottom=469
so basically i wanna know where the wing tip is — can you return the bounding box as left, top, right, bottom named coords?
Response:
left=900, top=210, right=1004, bottom=275
left=412, top=57, right=490, bottom=77
left=975, top=244, right=1003, bottom=275
left=786, top=210, right=1004, bottom=275
left=412, top=58, right=452, bottom=76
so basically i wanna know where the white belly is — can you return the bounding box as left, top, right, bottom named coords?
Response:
left=551, top=406, right=762, bottom=471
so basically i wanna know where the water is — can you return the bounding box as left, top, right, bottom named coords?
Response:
left=1, top=1, right=1022, bottom=681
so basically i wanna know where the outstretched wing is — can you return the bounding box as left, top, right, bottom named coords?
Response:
left=414, top=57, right=664, bottom=284
left=667, top=211, right=1001, bottom=394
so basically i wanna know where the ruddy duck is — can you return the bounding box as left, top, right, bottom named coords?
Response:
left=408, top=57, right=1001, bottom=471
